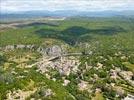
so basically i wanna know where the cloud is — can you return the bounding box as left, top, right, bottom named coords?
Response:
left=1, top=0, right=134, bottom=13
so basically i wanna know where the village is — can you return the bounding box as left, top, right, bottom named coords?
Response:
left=1, top=44, right=134, bottom=100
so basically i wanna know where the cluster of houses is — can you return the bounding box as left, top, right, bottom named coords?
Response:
left=37, top=56, right=80, bottom=76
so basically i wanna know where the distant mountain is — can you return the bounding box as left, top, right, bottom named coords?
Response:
left=1, top=10, right=134, bottom=21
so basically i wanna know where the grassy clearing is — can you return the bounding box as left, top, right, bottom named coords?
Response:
left=123, top=62, right=134, bottom=73
left=92, top=92, right=105, bottom=100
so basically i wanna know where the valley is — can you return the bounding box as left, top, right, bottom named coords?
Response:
left=0, top=17, right=134, bottom=100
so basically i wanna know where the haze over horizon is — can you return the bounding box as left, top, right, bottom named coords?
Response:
left=1, top=0, right=134, bottom=13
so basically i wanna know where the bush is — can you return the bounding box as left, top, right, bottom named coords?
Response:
left=128, top=56, right=134, bottom=64
left=0, top=55, right=7, bottom=65
left=98, top=71, right=107, bottom=78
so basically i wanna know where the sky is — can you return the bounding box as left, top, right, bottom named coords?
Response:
left=1, top=0, right=134, bottom=13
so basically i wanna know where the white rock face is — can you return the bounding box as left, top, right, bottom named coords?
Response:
left=5, top=45, right=15, bottom=51
left=46, top=45, right=62, bottom=56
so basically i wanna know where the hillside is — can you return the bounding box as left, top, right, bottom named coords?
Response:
left=0, top=17, right=134, bottom=100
